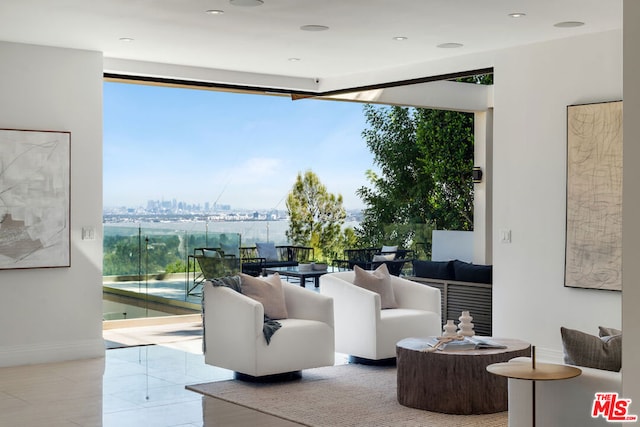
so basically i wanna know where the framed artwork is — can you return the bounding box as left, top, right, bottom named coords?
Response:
left=0, top=129, right=71, bottom=269
left=565, top=101, right=622, bottom=291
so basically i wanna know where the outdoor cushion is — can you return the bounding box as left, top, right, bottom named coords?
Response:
left=381, top=245, right=398, bottom=254
left=353, top=263, right=398, bottom=309
left=561, top=326, right=621, bottom=372
left=452, top=259, right=492, bottom=283
left=373, top=253, right=395, bottom=262
left=412, top=260, right=454, bottom=280
left=256, top=242, right=279, bottom=261
left=239, top=273, right=288, bottom=319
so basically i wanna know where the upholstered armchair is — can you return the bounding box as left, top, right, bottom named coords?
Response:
left=203, top=277, right=335, bottom=379
left=320, top=269, right=441, bottom=361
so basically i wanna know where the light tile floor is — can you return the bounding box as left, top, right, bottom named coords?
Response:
left=0, top=336, right=344, bottom=427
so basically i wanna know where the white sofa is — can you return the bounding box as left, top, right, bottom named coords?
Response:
left=203, top=280, right=335, bottom=378
left=508, top=357, right=622, bottom=427
left=320, top=271, right=441, bottom=360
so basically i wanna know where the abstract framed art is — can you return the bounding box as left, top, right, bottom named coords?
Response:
left=565, top=101, right=622, bottom=291
left=0, top=129, right=71, bottom=269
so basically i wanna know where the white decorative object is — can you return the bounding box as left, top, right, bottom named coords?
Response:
left=298, top=263, right=312, bottom=272
left=458, top=311, right=475, bottom=336
left=443, top=320, right=457, bottom=337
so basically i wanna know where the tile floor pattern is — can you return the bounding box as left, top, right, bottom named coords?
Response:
left=0, top=337, right=321, bottom=427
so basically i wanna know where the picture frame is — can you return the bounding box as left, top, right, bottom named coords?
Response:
left=0, top=128, right=71, bottom=269
left=565, top=101, right=622, bottom=291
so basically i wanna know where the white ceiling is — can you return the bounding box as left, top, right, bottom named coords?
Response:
left=0, top=0, right=622, bottom=92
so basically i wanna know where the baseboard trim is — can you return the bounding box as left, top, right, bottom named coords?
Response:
left=0, top=338, right=105, bottom=368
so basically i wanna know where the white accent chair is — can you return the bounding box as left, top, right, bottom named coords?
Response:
left=320, top=271, right=441, bottom=360
left=507, top=357, right=622, bottom=427
left=203, top=280, right=335, bottom=378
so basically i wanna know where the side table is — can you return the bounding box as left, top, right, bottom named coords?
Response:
left=487, top=347, right=582, bottom=427
left=396, top=337, right=531, bottom=414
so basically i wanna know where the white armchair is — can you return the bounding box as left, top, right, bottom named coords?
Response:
left=320, top=270, right=441, bottom=360
left=203, top=280, right=335, bottom=378
left=507, top=357, right=622, bottom=426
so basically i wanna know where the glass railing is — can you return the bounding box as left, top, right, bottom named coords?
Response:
left=101, top=220, right=442, bottom=320
left=102, top=224, right=240, bottom=321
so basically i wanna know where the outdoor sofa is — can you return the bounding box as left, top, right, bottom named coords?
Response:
left=406, top=259, right=493, bottom=336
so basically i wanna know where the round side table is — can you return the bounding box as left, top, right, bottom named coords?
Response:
left=487, top=357, right=582, bottom=427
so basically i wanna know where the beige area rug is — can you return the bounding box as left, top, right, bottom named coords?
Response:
left=103, top=321, right=202, bottom=349
left=187, top=363, right=507, bottom=427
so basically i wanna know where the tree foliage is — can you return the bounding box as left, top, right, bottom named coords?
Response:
left=356, top=104, right=475, bottom=251
left=285, top=170, right=350, bottom=261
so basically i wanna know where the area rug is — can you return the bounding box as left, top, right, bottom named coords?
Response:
left=187, top=363, right=507, bottom=427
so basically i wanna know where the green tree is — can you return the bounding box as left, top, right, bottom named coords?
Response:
left=286, top=170, right=348, bottom=261
left=356, top=104, right=475, bottom=253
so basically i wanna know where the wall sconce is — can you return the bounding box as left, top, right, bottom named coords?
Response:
left=472, top=166, right=483, bottom=183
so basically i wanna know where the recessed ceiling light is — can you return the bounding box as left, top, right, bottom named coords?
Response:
left=508, top=12, right=526, bottom=18
left=206, top=9, right=224, bottom=15
left=437, top=43, right=463, bottom=49
left=300, top=25, right=329, bottom=32
left=393, top=36, right=408, bottom=41
left=554, top=21, right=585, bottom=28
left=229, top=0, right=264, bottom=6
left=288, top=58, right=301, bottom=62
left=119, top=37, right=134, bottom=42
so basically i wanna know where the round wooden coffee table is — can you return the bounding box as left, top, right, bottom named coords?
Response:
left=396, top=337, right=531, bottom=414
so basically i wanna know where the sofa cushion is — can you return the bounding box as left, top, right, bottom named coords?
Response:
left=412, top=260, right=454, bottom=280
left=256, top=242, right=279, bottom=261
left=561, top=326, right=621, bottom=372
left=353, top=263, right=398, bottom=309
left=452, top=260, right=492, bottom=284
left=239, top=273, right=288, bottom=319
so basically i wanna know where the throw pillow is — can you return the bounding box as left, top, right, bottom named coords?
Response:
left=373, top=253, right=395, bottom=262
left=239, top=273, right=288, bottom=319
left=560, top=326, right=621, bottom=372
left=381, top=245, right=398, bottom=254
left=353, top=263, right=398, bottom=309
left=256, top=242, right=279, bottom=261
left=412, top=260, right=455, bottom=280
left=599, top=326, right=622, bottom=337
left=452, top=259, right=493, bottom=284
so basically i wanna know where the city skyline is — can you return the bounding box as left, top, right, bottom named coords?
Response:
left=103, top=81, right=379, bottom=211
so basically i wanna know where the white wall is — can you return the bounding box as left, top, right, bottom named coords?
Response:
left=0, top=42, right=104, bottom=366
left=492, top=30, right=623, bottom=360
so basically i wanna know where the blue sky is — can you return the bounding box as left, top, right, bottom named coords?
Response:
left=103, top=81, right=377, bottom=211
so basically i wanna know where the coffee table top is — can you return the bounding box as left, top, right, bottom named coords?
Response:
left=487, top=360, right=582, bottom=381
left=397, top=336, right=530, bottom=356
